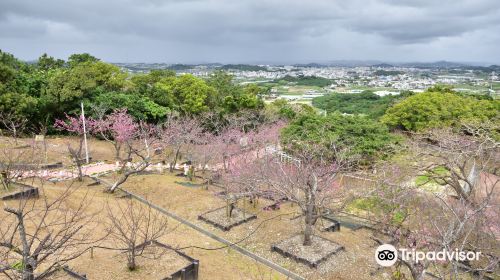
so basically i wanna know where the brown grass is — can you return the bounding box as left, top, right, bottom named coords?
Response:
left=119, top=173, right=389, bottom=280
left=1, top=177, right=285, bottom=280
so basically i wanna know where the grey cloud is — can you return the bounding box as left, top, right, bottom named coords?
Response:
left=0, top=0, right=499, bottom=63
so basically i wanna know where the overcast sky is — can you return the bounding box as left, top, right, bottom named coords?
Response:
left=1, top=0, right=500, bottom=64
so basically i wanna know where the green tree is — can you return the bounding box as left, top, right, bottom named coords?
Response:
left=0, top=92, right=38, bottom=117
left=37, top=53, right=64, bottom=71
left=45, top=61, right=127, bottom=115
left=281, top=113, right=399, bottom=164
left=0, top=50, right=25, bottom=92
left=206, top=71, right=264, bottom=113
left=131, top=70, right=176, bottom=107
left=156, top=74, right=215, bottom=115
left=93, top=92, right=169, bottom=121
left=267, top=99, right=315, bottom=120
left=206, top=70, right=240, bottom=109
left=381, top=91, right=500, bottom=131
left=68, top=53, right=99, bottom=67
left=0, top=50, right=39, bottom=121
left=312, top=90, right=402, bottom=119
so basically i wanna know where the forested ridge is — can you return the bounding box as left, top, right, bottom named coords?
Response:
left=0, top=51, right=265, bottom=132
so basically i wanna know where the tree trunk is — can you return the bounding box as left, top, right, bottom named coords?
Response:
left=115, top=144, right=122, bottom=161
left=170, top=148, right=180, bottom=172
left=75, top=161, right=83, bottom=181
left=127, top=249, right=136, bottom=271
left=1, top=171, right=9, bottom=191
left=188, top=165, right=195, bottom=181
left=108, top=172, right=130, bottom=193
left=22, top=265, right=34, bottom=280
left=226, top=200, right=231, bottom=219
left=303, top=179, right=317, bottom=246
left=303, top=203, right=314, bottom=246
left=223, top=154, right=228, bottom=172
left=13, top=126, right=18, bottom=145
left=6, top=208, right=35, bottom=280
left=253, top=196, right=258, bottom=208
left=409, top=263, right=426, bottom=280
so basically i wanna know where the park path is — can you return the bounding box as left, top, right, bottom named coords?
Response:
left=18, top=162, right=119, bottom=181
left=17, top=144, right=279, bottom=181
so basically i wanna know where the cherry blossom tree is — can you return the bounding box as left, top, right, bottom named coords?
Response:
left=257, top=144, right=350, bottom=246
left=412, top=127, right=498, bottom=202
left=190, top=132, right=220, bottom=184
left=366, top=127, right=499, bottom=280
left=192, top=119, right=283, bottom=218
left=160, top=116, right=202, bottom=173
left=369, top=178, right=498, bottom=280
left=92, top=109, right=161, bottom=192
left=54, top=114, right=93, bottom=181
left=92, top=109, right=138, bottom=162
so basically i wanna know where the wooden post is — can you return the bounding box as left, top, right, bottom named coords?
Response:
left=193, top=261, right=199, bottom=280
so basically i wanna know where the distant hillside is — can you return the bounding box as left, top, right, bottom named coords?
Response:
left=400, top=61, right=467, bottom=69
left=166, top=64, right=195, bottom=70
left=220, top=64, right=268, bottom=71
left=276, top=75, right=333, bottom=87
left=372, top=63, right=394, bottom=68
left=293, top=63, right=328, bottom=68
left=325, top=60, right=384, bottom=67
left=460, top=65, right=500, bottom=73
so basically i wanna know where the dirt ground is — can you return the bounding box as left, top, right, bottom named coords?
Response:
left=0, top=136, right=399, bottom=279
left=0, top=136, right=117, bottom=166
left=116, top=173, right=392, bottom=280
left=0, top=177, right=284, bottom=280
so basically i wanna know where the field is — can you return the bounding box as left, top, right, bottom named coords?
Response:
left=1, top=135, right=497, bottom=280
left=1, top=176, right=284, bottom=280
left=0, top=136, right=396, bottom=280
left=112, top=173, right=387, bottom=280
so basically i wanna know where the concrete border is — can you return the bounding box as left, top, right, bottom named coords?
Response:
left=198, top=206, right=257, bottom=231
left=117, top=187, right=305, bottom=280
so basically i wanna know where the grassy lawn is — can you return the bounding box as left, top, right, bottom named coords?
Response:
left=414, top=166, right=448, bottom=186
left=346, top=197, right=406, bottom=224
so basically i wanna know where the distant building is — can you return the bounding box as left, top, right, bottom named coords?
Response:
left=374, top=90, right=400, bottom=96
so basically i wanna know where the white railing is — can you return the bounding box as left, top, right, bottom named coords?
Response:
left=265, top=145, right=301, bottom=166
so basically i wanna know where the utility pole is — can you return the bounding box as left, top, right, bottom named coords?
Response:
left=81, top=102, right=90, bottom=164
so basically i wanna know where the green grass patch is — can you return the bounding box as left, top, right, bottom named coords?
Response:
left=174, top=181, right=202, bottom=188
left=415, top=175, right=430, bottom=186
left=347, top=197, right=407, bottom=225
left=415, top=166, right=449, bottom=186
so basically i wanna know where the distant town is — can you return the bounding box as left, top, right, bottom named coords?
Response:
left=115, top=62, right=500, bottom=104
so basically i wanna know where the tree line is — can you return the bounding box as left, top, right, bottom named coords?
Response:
left=0, top=50, right=266, bottom=133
